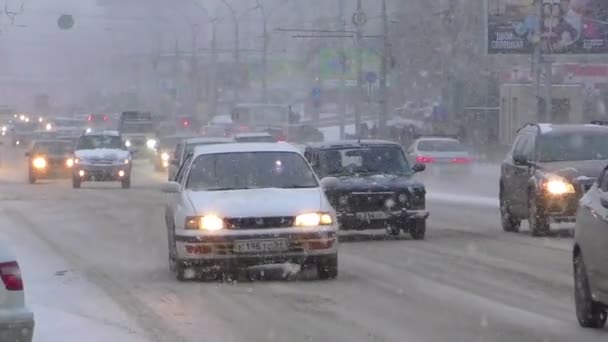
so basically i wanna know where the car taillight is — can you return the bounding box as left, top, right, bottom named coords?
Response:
left=415, top=156, right=435, bottom=164
left=451, top=157, right=473, bottom=164
left=87, top=115, right=92, bottom=122
left=103, top=115, right=109, bottom=121
left=236, top=125, right=250, bottom=133
left=0, top=261, right=23, bottom=291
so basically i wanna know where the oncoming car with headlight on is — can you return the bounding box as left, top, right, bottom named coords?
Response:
left=26, top=139, right=74, bottom=184
left=72, top=131, right=132, bottom=189
left=162, top=143, right=338, bottom=281
left=500, top=123, right=608, bottom=236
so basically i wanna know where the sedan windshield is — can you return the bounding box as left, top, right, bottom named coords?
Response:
left=186, top=152, right=318, bottom=191
left=318, top=146, right=411, bottom=177
left=537, top=132, right=608, bottom=162
left=33, top=141, right=72, bottom=155
left=76, top=135, right=124, bottom=150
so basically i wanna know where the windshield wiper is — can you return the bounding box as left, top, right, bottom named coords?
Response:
left=281, top=184, right=318, bottom=189
left=203, top=186, right=253, bottom=191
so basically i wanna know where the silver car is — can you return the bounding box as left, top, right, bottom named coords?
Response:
left=163, top=143, right=338, bottom=281
left=574, top=167, right=608, bottom=329
left=406, top=137, right=473, bottom=175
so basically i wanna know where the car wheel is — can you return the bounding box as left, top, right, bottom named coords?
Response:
left=72, top=176, right=81, bottom=189
left=387, top=226, right=401, bottom=236
left=574, top=253, right=607, bottom=329
left=28, top=173, right=36, bottom=184
left=528, top=191, right=549, bottom=236
left=500, top=190, right=520, bottom=232
left=121, top=177, right=131, bottom=189
left=317, top=254, right=338, bottom=280
left=409, top=219, right=426, bottom=240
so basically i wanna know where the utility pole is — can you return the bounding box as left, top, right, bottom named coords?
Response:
left=255, top=0, right=269, bottom=104
left=221, top=0, right=241, bottom=103
left=210, top=20, right=219, bottom=118
left=353, top=0, right=365, bottom=137
left=190, top=24, right=199, bottom=117
left=379, top=0, right=389, bottom=138
left=533, top=0, right=543, bottom=121
left=338, top=0, right=347, bottom=139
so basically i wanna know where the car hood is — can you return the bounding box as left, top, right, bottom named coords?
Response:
left=538, top=160, right=608, bottom=181
left=327, top=174, right=425, bottom=193
left=185, top=188, right=328, bottom=217
left=75, top=149, right=129, bottom=160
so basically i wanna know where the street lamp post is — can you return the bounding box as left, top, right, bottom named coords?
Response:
left=255, top=0, right=268, bottom=104
left=220, top=0, right=241, bottom=103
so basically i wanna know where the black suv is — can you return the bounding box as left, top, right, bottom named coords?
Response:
left=500, top=123, right=608, bottom=236
left=304, top=140, right=429, bottom=239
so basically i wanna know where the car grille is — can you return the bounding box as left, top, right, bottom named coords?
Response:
left=349, top=192, right=396, bottom=212
left=225, top=216, right=295, bottom=230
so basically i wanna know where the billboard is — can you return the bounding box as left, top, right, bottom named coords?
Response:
left=487, top=0, right=608, bottom=54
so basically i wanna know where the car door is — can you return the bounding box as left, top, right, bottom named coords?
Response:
left=503, top=133, right=533, bottom=216
left=166, top=154, right=192, bottom=231
left=406, top=141, right=418, bottom=165
left=582, top=169, right=608, bottom=295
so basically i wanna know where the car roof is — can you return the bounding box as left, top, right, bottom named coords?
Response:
left=307, top=139, right=400, bottom=149
left=526, top=123, right=608, bottom=135
left=193, top=142, right=300, bottom=156
left=32, top=139, right=72, bottom=145
left=415, top=137, right=460, bottom=142
left=84, top=130, right=120, bottom=136
left=185, top=137, right=234, bottom=144
left=235, top=132, right=272, bottom=138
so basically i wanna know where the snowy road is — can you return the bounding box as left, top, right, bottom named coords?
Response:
left=0, top=150, right=605, bottom=342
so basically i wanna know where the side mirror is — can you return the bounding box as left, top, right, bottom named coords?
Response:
left=412, top=163, right=426, bottom=173
left=320, top=177, right=339, bottom=189
left=24, top=152, right=30, bottom=157
left=513, top=154, right=529, bottom=166
left=171, top=158, right=179, bottom=166
left=162, top=181, right=181, bottom=193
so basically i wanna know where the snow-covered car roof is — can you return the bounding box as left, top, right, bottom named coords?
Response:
left=193, top=142, right=300, bottom=156
left=185, top=137, right=234, bottom=145
left=84, top=130, right=120, bottom=136
left=415, top=137, right=461, bottom=142
left=234, top=132, right=272, bottom=138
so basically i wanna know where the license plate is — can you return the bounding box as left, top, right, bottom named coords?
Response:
left=234, top=239, right=289, bottom=254
left=356, top=211, right=390, bottom=220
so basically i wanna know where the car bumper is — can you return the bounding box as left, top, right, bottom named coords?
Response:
left=74, top=164, right=131, bottom=181
left=337, top=209, right=429, bottom=230
left=539, top=193, right=580, bottom=223
left=0, top=310, right=34, bottom=342
left=174, top=227, right=338, bottom=268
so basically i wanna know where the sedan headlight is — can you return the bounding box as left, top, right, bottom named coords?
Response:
left=161, top=152, right=170, bottom=162
left=146, top=139, right=157, bottom=150
left=185, top=214, right=224, bottom=231
left=32, top=157, right=47, bottom=169
left=295, top=212, right=333, bottom=227
left=545, top=179, right=575, bottom=195
left=66, top=158, right=74, bottom=168
left=125, top=140, right=131, bottom=148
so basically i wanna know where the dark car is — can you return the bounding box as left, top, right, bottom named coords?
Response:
left=152, top=134, right=196, bottom=172
left=304, top=140, right=428, bottom=239
left=500, top=123, right=608, bottom=236
left=573, top=165, right=608, bottom=329
left=26, top=139, right=75, bottom=184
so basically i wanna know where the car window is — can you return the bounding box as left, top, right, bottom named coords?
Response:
left=521, top=134, right=535, bottom=160
left=185, top=151, right=318, bottom=190
left=173, top=143, right=182, bottom=161
left=417, top=140, right=464, bottom=152
left=537, top=132, right=608, bottom=162
left=512, top=134, right=528, bottom=156
left=317, top=146, right=411, bottom=177
left=175, top=154, right=193, bottom=184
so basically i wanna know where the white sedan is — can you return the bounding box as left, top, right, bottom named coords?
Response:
left=163, top=143, right=339, bottom=281
left=0, top=241, right=34, bottom=342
